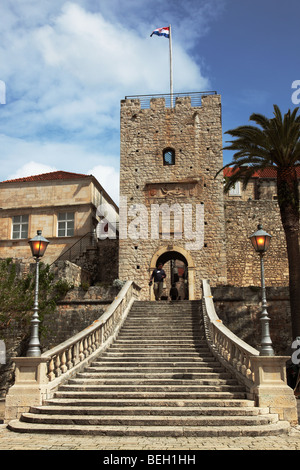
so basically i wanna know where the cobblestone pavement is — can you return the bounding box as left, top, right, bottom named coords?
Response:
left=1, top=423, right=300, bottom=450
left=1, top=401, right=300, bottom=451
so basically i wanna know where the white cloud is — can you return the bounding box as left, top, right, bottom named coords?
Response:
left=88, top=164, right=120, bottom=205
left=1, top=134, right=119, bottom=204
left=0, top=1, right=221, bottom=203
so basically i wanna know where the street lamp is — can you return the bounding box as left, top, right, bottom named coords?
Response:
left=26, top=230, right=49, bottom=357
left=249, top=224, right=274, bottom=356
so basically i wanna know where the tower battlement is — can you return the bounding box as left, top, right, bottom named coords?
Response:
left=122, top=91, right=219, bottom=110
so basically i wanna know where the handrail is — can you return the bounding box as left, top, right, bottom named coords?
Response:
left=202, top=279, right=260, bottom=392
left=51, top=231, right=97, bottom=265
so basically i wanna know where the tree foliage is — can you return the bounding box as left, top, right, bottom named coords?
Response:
left=0, top=259, right=73, bottom=339
left=217, top=105, right=300, bottom=340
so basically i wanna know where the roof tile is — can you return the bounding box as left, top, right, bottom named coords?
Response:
left=0, top=171, right=90, bottom=184
left=223, top=166, right=300, bottom=178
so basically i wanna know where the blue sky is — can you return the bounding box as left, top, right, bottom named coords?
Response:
left=0, top=0, right=299, bottom=204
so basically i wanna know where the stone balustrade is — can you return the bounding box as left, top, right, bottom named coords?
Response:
left=4, top=280, right=141, bottom=422
left=202, top=279, right=298, bottom=424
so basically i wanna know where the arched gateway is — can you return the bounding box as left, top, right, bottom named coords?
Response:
left=149, top=246, right=195, bottom=300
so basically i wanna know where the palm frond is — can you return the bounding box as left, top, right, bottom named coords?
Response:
left=217, top=104, right=300, bottom=193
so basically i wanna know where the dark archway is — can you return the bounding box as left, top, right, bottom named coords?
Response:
left=156, top=250, right=188, bottom=300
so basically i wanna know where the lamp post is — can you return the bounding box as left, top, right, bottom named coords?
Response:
left=249, top=224, right=274, bottom=356
left=26, top=230, right=49, bottom=357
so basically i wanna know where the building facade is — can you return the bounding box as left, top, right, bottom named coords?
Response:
left=0, top=171, right=118, bottom=267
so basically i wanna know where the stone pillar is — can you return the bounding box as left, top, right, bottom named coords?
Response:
left=250, top=356, right=298, bottom=425
left=4, top=357, right=49, bottom=422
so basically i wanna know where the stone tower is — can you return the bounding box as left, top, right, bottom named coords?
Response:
left=119, top=93, right=227, bottom=300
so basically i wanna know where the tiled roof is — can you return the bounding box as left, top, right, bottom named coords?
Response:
left=223, top=166, right=300, bottom=178
left=0, top=171, right=91, bottom=184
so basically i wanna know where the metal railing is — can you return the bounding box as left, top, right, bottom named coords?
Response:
left=124, top=91, right=217, bottom=109
left=51, top=231, right=98, bottom=265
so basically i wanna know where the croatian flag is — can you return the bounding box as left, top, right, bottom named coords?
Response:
left=150, top=27, right=170, bottom=38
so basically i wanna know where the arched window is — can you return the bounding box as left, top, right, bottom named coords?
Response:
left=163, top=148, right=175, bottom=166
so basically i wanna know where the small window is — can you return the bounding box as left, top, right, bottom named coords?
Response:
left=163, top=148, right=175, bottom=166
left=229, top=182, right=241, bottom=196
left=58, top=212, right=74, bottom=237
left=12, top=215, right=29, bottom=239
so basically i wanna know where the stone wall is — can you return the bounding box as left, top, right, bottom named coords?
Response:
left=225, top=200, right=289, bottom=287
left=212, top=286, right=292, bottom=356
left=0, top=323, right=28, bottom=399
left=50, top=260, right=91, bottom=286
left=42, top=285, right=119, bottom=350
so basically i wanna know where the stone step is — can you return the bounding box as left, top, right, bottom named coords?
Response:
left=68, top=378, right=239, bottom=386
left=109, top=345, right=208, bottom=350
left=86, top=366, right=226, bottom=374
left=112, top=339, right=207, bottom=344
left=29, top=404, right=269, bottom=417
left=58, top=384, right=245, bottom=393
left=53, top=391, right=247, bottom=400
left=109, top=340, right=206, bottom=345
left=92, top=358, right=219, bottom=364
left=101, top=352, right=211, bottom=358
left=116, top=334, right=205, bottom=340
left=121, top=320, right=202, bottom=324
left=18, top=412, right=279, bottom=427
left=7, top=420, right=290, bottom=437
left=9, top=299, right=287, bottom=438
left=77, top=371, right=233, bottom=379
left=43, top=397, right=257, bottom=408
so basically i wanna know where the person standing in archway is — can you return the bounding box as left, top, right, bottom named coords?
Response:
left=149, top=263, right=166, bottom=301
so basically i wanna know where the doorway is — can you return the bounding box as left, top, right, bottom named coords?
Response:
left=149, top=246, right=195, bottom=300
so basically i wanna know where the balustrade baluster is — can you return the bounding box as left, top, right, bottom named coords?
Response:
left=67, top=347, right=73, bottom=369
left=232, top=345, right=239, bottom=370
left=91, top=332, right=97, bottom=351
left=88, top=335, right=93, bottom=355
left=79, top=340, right=85, bottom=362
left=55, top=355, right=61, bottom=377
left=60, top=351, right=68, bottom=373
left=83, top=338, right=88, bottom=358
left=246, top=357, right=254, bottom=381
left=236, top=348, right=242, bottom=373
left=48, top=358, right=55, bottom=381
left=240, top=353, right=247, bottom=376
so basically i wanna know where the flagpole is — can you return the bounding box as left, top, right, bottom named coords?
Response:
left=169, top=24, right=173, bottom=107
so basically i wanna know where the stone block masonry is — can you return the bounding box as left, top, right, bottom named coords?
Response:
left=225, top=200, right=290, bottom=287
left=119, top=94, right=227, bottom=299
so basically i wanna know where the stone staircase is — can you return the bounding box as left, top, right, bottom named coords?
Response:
left=8, top=301, right=289, bottom=436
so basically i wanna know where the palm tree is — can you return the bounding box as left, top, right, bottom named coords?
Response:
left=217, top=105, right=300, bottom=341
